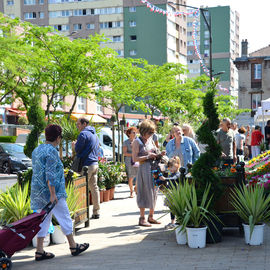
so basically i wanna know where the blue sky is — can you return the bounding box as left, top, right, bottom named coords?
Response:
left=188, top=0, right=270, bottom=53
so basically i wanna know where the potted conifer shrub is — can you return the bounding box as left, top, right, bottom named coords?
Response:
left=230, top=184, right=270, bottom=245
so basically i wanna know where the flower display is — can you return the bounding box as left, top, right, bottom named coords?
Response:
left=245, top=151, right=270, bottom=190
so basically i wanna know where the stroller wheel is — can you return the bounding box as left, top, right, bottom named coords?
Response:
left=0, top=258, right=12, bottom=270
left=0, top=251, right=6, bottom=259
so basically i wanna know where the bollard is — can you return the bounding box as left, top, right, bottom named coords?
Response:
left=83, top=166, right=90, bottom=228
left=180, top=167, right=186, bottom=184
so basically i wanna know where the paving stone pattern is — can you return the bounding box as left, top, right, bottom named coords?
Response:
left=9, top=184, right=270, bottom=270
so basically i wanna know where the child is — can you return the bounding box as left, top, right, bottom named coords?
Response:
left=159, top=156, right=181, bottom=229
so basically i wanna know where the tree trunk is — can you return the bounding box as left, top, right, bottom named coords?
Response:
left=116, top=115, right=120, bottom=163
left=68, top=93, right=78, bottom=120
left=112, top=121, right=116, bottom=163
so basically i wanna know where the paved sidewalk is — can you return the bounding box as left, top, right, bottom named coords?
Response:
left=10, top=184, right=270, bottom=270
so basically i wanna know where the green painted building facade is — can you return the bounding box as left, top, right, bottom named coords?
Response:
left=123, top=5, right=167, bottom=66
left=200, top=6, right=239, bottom=93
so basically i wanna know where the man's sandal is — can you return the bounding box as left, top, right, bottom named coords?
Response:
left=35, top=251, right=55, bottom=261
left=70, top=243, right=89, bottom=256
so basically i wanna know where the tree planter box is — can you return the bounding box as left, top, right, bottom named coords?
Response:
left=214, top=177, right=237, bottom=212
left=214, top=176, right=242, bottom=228
left=68, top=172, right=90, bottom=233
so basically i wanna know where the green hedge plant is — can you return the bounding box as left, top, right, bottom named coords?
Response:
left=0, top=136, right=17, bottom=143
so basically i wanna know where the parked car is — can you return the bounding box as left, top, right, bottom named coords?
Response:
left=0, top=143, right=32, bottom=173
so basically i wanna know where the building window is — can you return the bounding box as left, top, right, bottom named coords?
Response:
left=96, top=103, right=103, bottom=114
left=39, top=0, right=44, bottom=4
left=129, top=50, right=137, bottom=56
left=253, top=63, right=262, bottom=80
left=204, top=31, right=209, bottom=38
left=187, top=22, right=193, bottom=27
left=116, top=50, right=124, bottom=57
left=187, top=31, right=193, bottom=37
left=86, top=23, right=95, bottom=30
left=53, top=25, right=69, bottom=31
left=100, top=21, right=123, bottom=29
left=24, top=12, right=36, bottom=19
left=251, top=92, right=262, bottom=110
left=204, top=49, right=209, bottom=57
left=187, top=50, right=193, bottom=56
left=74, top=9, right=87, bottom=16
left=130, top=35, right=137, bottom=41
left=129, top=20, right=136, bottom=27
left=39, top=12, right=44, bottom=19
left=73, top=24, right=82, bottom=31
left=129, top=7, right=136, bottom=12
left=77, top=97, right=86, bottom=112
left=112, top=36, right=122, bottom=42
left=8, top=14, right=15, bottom=19
left=7, top=0, right=14, bottom=5
left=24, top=0, right=36, bottom=4
left=187, top=41, right=194, bottom=46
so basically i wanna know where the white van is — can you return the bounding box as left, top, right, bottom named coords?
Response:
left=98, top=127, right=128, bottom=161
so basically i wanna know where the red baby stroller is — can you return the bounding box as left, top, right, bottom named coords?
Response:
left=0, top=202, right=55, bottom=270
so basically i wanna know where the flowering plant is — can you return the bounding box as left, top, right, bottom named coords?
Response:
left=213, top=164, right=237, bottom=178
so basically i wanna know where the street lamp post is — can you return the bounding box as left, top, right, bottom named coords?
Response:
left=168, top=1, right=213, bottom=80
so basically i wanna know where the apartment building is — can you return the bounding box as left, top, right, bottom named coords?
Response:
left=234, top=41, right=270, bottom=120
left=186, top=5, right=240, bottom=95
left=186, top=8, right=200, bottom=79
left=200, top=6, right=239, bottom=95
left=0, top=0, right=187, bottom=124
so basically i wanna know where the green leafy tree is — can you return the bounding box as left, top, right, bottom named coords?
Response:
left=95, top=57, right=145, bottom=161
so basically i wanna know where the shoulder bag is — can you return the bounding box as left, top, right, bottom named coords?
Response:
left=71, top=135, right=98, bottom=173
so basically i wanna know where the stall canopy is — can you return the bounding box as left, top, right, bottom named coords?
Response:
left=70, top=113, right=107, bottom=124
left=254, top=98, right=270, bottom=136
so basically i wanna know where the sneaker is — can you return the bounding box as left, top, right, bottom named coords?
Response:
left=165, top=223, right=176, bottom=229
left=91, top=214, right=100, bottom=219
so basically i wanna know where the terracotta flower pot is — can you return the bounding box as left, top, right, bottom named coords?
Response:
left=103, top=189, right=110, bottom=202
left=109, top=186, right=115, bottom=200
left=99, top=190, right=104, bottom=203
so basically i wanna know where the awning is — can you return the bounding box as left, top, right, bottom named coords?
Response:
left=6, top=108, right=27, bottom=117
left=70, top=113, right=107, bottom=123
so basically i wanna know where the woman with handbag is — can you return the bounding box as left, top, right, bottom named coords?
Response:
left=123, top=127, right=139, bottom=198
left=132, top=120, right=165, bottom=227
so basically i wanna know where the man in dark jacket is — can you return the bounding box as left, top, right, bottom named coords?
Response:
left=74, top=118, right=100, bottom=219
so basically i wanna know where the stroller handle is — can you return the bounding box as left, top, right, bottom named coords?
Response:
left=42, top=201, right=57, bottom=215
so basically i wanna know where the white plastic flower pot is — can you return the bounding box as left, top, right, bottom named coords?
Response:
left=175, top=225, right=187, bottom=245
left=243, top=223, right=265, bottom=246
left=52, top=225, right=66, bottom=244
left=186, top=226, right=207, bottom=248
left=32, top=233, right=50, bottom=248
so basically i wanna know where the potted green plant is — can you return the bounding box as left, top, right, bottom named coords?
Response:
left=163, top=180, right=192, bottom=245
left=181, top=183, right=220, bottom=248
left=230, top=183, right=270, bottom=245
left=0, top=182, right=31, bottom=223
